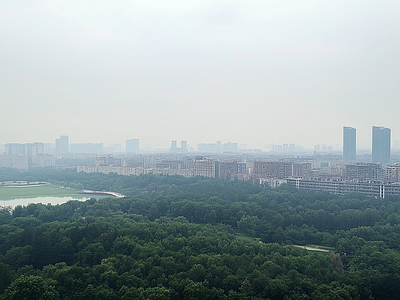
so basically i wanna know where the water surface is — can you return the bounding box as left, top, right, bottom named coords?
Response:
left=1, top=194, right=111, bottom=208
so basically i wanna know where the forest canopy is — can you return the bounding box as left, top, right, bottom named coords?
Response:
left=1, top=168, right=400, bottom=299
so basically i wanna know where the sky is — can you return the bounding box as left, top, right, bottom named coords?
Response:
left=1, top=0, right=400, bottom=150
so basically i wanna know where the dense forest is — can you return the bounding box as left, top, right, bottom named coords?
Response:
left=1, top=168, right=400, bottom=299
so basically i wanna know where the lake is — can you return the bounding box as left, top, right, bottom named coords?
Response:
left=0, top=184, right=114, bottom=208
left=0, top=194, right=112, bottom=208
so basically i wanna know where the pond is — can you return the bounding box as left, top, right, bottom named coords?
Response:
left=0, top=194, right=112, bottom=209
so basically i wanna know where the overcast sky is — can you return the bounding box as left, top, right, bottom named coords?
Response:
left=1, top=0, right=399, bottom=150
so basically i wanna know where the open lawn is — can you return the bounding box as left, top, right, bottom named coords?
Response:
left=0, top=185, right=80, bottom=199
left=235, top=231, right=261, bottom=243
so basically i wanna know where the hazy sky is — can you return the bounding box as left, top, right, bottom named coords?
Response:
left=1, top=0, right=399, bottom=150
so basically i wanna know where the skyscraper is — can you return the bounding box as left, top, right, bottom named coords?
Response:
left=126, top=139, right=139, bottom=153
left=181, top=141, right=188, bottom=152
left=55, top=135, right=69, bottom=154
left=343, top=126, right=356, bottom=160
left=372, top=126, right=391, bottom=164
left=170, top=141, right=177, bottom=152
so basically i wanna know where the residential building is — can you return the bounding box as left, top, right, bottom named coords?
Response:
left=386, top=164, right=400, bottom=182
left=253, top=161, right=293, bottom=178
left=345, top=163, right=383, bottom=181
left=194, top=157, right=217, bottom=178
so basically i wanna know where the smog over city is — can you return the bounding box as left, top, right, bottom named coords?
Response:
left=1, top=1, right=400, bottom=150
left=2, top=2, right=400, bottom=300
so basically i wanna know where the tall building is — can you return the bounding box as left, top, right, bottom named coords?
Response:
left=126, top=139, right=139, bottom=154
left=55, top=135, right=69, bottom=154
left=343, top=126, right=356, bottom=160
left=5, top=143, right=44, bottom=156
left=372, top=126, right=391, bottom=164
left=181, top=141, right=188, bottom=152
left=170, top=141, right=178, bottom=152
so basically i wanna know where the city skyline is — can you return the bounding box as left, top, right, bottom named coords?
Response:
left=2, top=124, right=400, bottom=153
left=1, top=1, right=400, bottom=149
left=1, top=126, right=400, bottom=151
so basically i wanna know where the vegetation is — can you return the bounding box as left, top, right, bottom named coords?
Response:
left=0, top=168, right=400, bottom=299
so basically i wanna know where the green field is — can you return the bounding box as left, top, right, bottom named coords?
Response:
left=0, top=185, right=80, bottom=199
left=235, top=231, right=261, bottom=243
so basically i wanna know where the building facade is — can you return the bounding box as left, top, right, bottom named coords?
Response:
left=126, top=139, right=139, bottom=154
left=372, top=126, right=391, bottom=164
left=343, top=126, right=356, bottom=160
left=55, top=135, right=69, bottom=154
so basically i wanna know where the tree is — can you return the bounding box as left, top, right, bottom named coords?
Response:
left=0, top=263, right=14, bottom=294
left=2, top=275, right=59, bottom=300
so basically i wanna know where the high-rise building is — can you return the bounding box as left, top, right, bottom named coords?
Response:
left=126, top=139, right=139, bottom=154
left=343, top=126, right=356, bottom=160
left=55, top=135, right=69, bottom=154
left=5, top=143, right=26, bottom=155
left=5, top=143, right=44, bottom=156
left=181, top=141, right=188, bottom=152
left=372, top=126, right=391, bottom=164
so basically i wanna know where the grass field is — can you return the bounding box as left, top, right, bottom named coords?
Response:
left=0, top=185, right=80, bottom=199
left=235, top=231, right=261, bottom=243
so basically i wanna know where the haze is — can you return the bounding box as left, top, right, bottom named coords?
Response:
left=1, top=0, right=399, bottom=149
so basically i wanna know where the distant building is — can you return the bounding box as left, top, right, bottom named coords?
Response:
left=345, top=163, right=383, bottom=181
left=170, top=140, right=188, bottom=153
left=218, top=161, right=238, bottom=180
left=237, top=162, right=247, bottom=174
left=343, top=126, right=356, bottom=160
left=194, top=157, right=217, bottom=178
left=222, top=142, right=239, bottom=152
left=5, top=143, right=44, bottom=156
left=181, top=141, right=188, bottom=152
left=292, top=162, right=312, bottom=178
left=287, top=178, right=400, bottom=198
left=198, top=143, right=218, bottom=153
left=55, top=135, right=69, bottom=154
left=253, top=161, right=293, bottom=179
left=170, top=141, right=178, bottom=152
left=32, top=154, right=55, bottom=167
left=386, top=164, right=400, bottom=182
left=5, top=143, right=26, bottom=155
left=198, top=141, right=232, bottom=153
left=11, top=155, right=29, bottom=170
left=70, top=143, right=104, bottom=154
left=372, top=126, right=391, bottom=164
left=126, top=139, right=139, bottom=154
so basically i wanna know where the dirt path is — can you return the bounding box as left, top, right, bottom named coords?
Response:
left=293, top=245, right=330, bottom=252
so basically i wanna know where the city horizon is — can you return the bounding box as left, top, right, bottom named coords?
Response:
left=2, top=125, right=400, bottom=153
